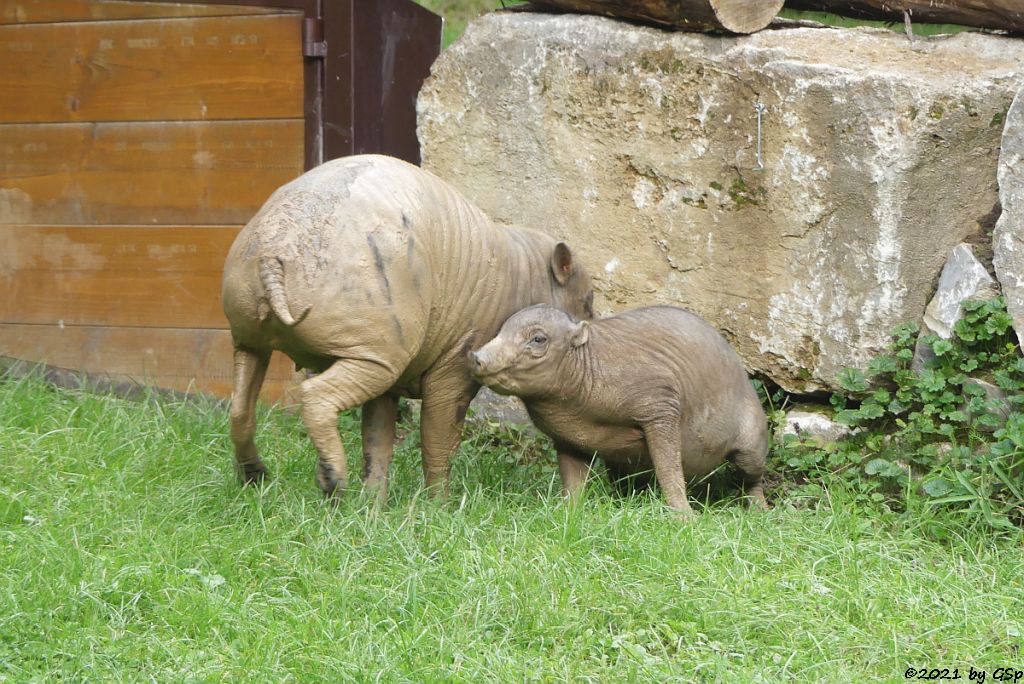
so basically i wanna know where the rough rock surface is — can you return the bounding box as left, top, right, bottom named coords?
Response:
left=418, top=12, right=1024, bottom=392
left=994, top=89, right=1024, bottom=351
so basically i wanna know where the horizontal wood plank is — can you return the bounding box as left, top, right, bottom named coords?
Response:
left=0, top=323, right=301, bottom=401
left=0, top=0, right=280, bottom=25
left=0, top=13, right=303, bottom=123
left=0, top=119, right=303, bottom=225
left=0, top=225, right=241, bottom=328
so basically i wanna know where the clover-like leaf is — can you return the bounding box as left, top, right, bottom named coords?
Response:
left=922, top=478, right=954, bottom=498
left=838, top=368, right=869, bottom=393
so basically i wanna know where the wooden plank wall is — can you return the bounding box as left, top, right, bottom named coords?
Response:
left=0, top=0, right=306, bottom=401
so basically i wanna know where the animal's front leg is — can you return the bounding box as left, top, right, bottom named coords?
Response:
left=419, top=366, right=477, bottom=498
left=642, top=419, right=694, bottom=517
left=361, top=393, right=399, bottom=503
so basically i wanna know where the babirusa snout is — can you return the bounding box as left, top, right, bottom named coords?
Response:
left=467, top=344, right=508, bottom=379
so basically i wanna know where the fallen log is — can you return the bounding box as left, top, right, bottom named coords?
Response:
left=784, top=0, right=1024, bottom=33
left=528, top=0, right=785, bottom=34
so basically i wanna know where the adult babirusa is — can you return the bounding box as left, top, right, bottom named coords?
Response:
left=222, top=155, right=593, bottom=501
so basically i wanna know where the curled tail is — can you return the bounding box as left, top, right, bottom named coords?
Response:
left=258, top=256, right=310, bottom=326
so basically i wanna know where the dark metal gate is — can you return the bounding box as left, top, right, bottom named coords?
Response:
left=168, top=0, right=443, bottom=170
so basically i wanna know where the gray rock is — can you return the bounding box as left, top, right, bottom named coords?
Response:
left=923, top=244, right=998, bottom=339
left=962, top=377, right=1010, bottom=430
left=468, top=387, right=535, bottom=428
left=912, top=243, right=998, bottom=371
left=994, top=88, right=1024, bottom=352
left=419, top=13, right=1024, bottom=392
left=778, top=409, right=853, bottom=445
left=911, top=335, right=938, bottom=373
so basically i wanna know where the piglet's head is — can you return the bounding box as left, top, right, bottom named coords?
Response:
left=468, top=304, right=589, bottom=398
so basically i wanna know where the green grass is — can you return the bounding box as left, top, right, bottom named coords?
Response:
left=778, top=9, right=971, bottom=36
left=1, top=370, right=1021, bottom=680
left=415, top=1, right=522, bottom=48
left=414, top=2, right=971, bottom=49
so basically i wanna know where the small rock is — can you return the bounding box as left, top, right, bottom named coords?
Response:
left=923, top=243, right=998, bottom=340
left=778, top=409, right=853, bottom=445
left=912, top=243, right=998, bottom=371
left=468, top=386, right=535, bottom=429
left=911, top=336, right=937, bottom=373
left=962, top=377, right=1010, bottom=430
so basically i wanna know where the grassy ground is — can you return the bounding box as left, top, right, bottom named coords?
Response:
left=1, top=371, right=1021, bottom=681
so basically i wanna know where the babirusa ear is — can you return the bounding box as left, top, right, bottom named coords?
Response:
left=550, top=242, right=574, bottom=286
left=570, top=320, right=590, bottom=348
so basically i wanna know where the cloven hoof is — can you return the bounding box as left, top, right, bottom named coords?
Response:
left=238, top=462, right=267, bottom=486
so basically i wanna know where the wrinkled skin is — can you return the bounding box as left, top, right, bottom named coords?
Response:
left=468, top=305, right=768, bottom=516
left=222, top=155, right=593, bottom=501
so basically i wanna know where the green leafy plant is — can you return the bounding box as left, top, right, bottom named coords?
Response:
left=772, top=298, right=1024, bottom=533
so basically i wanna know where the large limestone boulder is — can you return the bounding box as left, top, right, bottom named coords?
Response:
left=994, top=88, right=1024, bottom=350
left=418, top=12, right=1024, bottom=393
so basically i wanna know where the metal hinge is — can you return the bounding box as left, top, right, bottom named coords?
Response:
left=303, top=17, right=326, bottom=58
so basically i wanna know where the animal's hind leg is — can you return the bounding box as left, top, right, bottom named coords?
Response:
left=605, top=464, right=653, bottom=497
left=732, top=444, right=768, bottom=510
left=642, top=418, right=694, bottom=517
left=558, top=450, right=593, bottom=501
left=230, top=347, right=271, bottom=484
left=300, top=358, right=399, bottom=499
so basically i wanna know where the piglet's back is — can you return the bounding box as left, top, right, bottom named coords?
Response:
left=593, top=306, right=756, bottom=404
